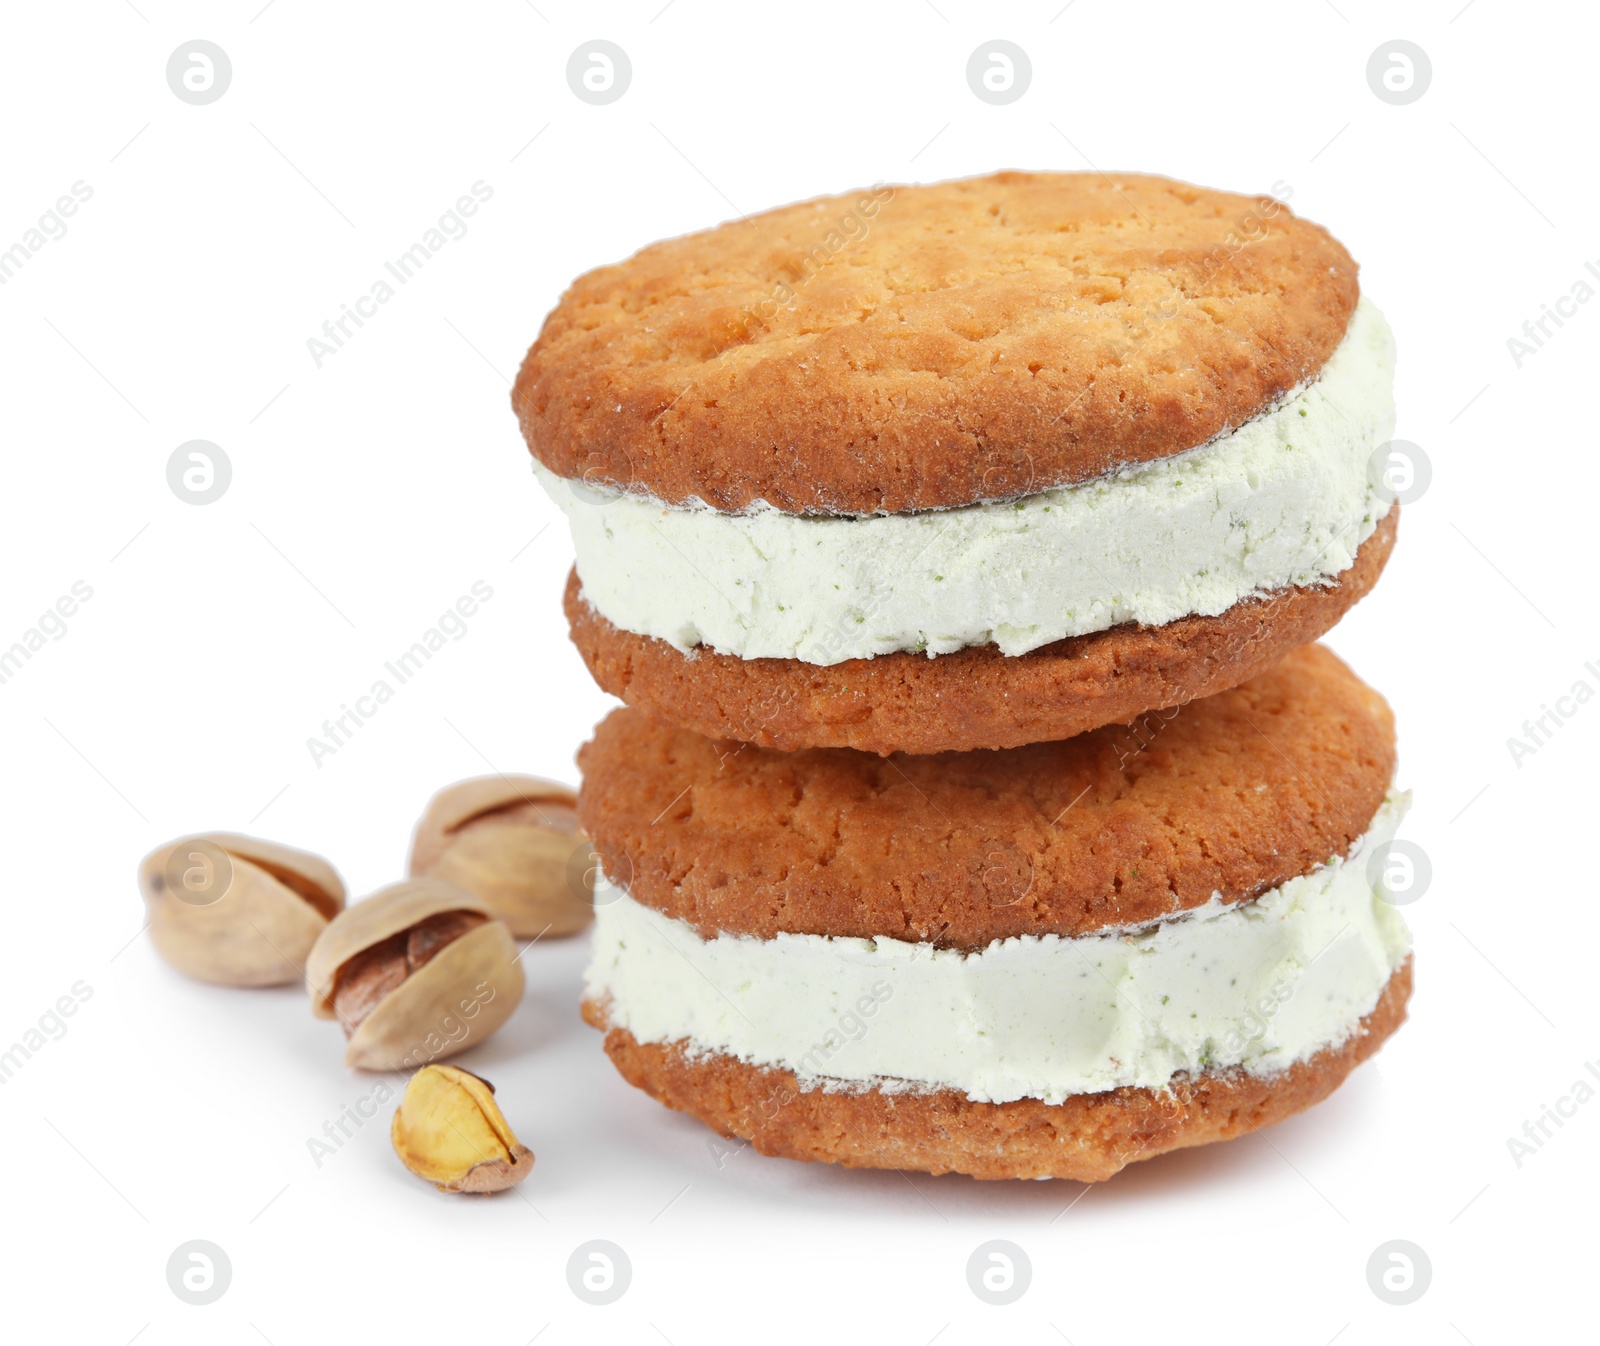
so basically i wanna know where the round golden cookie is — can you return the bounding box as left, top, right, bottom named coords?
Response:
left=583, top=958, right=1412, bottom=1182
left=513, top=171, right=1358, bottom=515
left=575, top=644, right=1396, bottom=950
left=565, top=508, right=1396, bottom=756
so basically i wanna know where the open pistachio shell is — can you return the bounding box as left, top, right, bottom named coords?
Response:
left=407, top=775, right=593, bottom=938
left=307, top=877, right=491, bottom=1016
left=306, top=877, right=524, bottom=1071
left=346, top=921, right=523, bottom=1071
left=138, top=833, right=345, bottom=986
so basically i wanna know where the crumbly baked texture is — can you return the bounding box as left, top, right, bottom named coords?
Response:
left=513, top=172, right=1359, bottom=515
left=575, top=643, right=1395, bottom=947
left=565, top=508, right=1395, bottom=756
left=582, top=957, right=1411, bottom=1182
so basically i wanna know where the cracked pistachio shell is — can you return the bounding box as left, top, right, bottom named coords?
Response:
left=138, top=833, right=345, bottom=986
left=391, top=1064, right=534, bottom=1194
left=407, top=774, right=593, bottom=938
left=306, top=877, right=525, bottom=1072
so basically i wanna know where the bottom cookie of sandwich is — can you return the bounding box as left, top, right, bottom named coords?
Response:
left=582, top=958, right=1411, bottom=1183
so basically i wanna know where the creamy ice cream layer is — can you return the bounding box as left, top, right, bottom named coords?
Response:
left=538, top=299, right=1396, bottom=664
left=585, top=794, right=1413, bottom=1105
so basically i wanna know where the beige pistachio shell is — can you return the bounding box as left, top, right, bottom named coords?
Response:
left=138, top=834, right=345, bottom=987
left=409, top=776, right=577, bottom=865
left=407, top=775, right=592, bottom=938
left=345, top=920, right=523, bottom=1071
left=197, top=834, right=344, bottom=920
left=307, top=877, right=493, bottom=1018
left=391, top=1064, right=533, bottom=1194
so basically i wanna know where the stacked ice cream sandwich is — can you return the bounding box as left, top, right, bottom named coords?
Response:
left=516, top=171, right=1414, bottom=1180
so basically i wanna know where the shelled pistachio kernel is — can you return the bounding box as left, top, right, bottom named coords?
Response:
left=391, top=1064, right=534, bottom=1194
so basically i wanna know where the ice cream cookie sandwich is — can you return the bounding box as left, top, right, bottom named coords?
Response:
left=518, top=172, right=1399, bottom=753
left=576, top=644, right=1413, bottom=1181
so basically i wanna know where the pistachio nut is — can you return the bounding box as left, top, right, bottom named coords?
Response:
left=138, top=834, right=345, bottom=986
left=306, top=877, right=524, bottom=1071
left=408, top=774, right=593, bottom=938
left=391, top=1064, right=534, bottom=1193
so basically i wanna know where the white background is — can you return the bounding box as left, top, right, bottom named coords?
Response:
left=2, top=1, right=1594, bottom=1341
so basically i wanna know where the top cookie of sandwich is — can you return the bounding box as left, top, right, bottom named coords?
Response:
left=513, top=171, right=1358, bottom=515
left=576, top=644, right=1396, bottom=949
